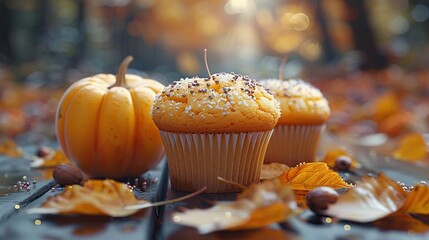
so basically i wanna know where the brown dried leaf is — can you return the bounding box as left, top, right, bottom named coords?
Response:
left=28, top=179, right=203, bottom=217
left=392, top=133, right=427, bottom=161
left=277, top=162, right=352, bottom=191
left=31, top=149, right=70, bottom=168
left=172, top=180, right=298, bottom=234
left=0, top=139, right=23, bottom=157
left=260, top=163, right=290, bottom=180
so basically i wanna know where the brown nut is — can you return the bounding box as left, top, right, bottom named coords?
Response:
left=53, top=163, right=84, bottom=186
left=334, top=155, right=352, bottom=171
left=36, top=146, right=52, bottom=158
left=306, top=186, right=339, bottom=214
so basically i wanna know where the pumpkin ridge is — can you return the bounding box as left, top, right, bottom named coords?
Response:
left=56, top=83, right=89, bottom=157
left=93, top=88, right=107, bottom=177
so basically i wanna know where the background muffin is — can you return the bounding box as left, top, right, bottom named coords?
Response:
left=259, top=78, right=330, bottom=167
left=152, top=73, right=280, bottom=193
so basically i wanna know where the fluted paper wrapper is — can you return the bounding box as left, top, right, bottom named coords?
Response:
left=160, top=130, right=273, bottom=193
left=264, top=125, right=324, bottom=167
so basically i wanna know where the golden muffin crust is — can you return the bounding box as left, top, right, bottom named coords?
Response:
left=259, top=79, right=330, bottom=125
left=151, top=73, right=280, bottom=133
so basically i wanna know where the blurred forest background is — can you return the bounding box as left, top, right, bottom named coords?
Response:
left=0, top=0, right=429, bottom=143
left=1, top=0, right=429, bottom=86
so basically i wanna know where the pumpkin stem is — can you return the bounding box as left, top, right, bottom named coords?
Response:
left=204, top=49, right=211, bottom=78
left=278, top=56, right=287, bottom=81
left=109, top=56, right=133, bottom=89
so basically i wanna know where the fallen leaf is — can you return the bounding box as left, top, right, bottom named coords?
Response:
left=322, top=173, right=429, bottom=223
left=172, top=180, right=298, bottom=234
left=399, top=184, right=429, bottom=215
left=378, top=111, right=413, bottom=137
left=277, top=162, right=352, bottom=191
left=292, top=190, right=308, bottom=208
left=372, top=92, right=400, bottom=123
left=28, top=179, right=204, bottom=217
left=322, top=173, right=406, bottom=222
left=31, top=149, right=70, bottom=168
left=260, top=163, right=290, bottom=180
left=0, top=139, right=23, bottom=157
left=320, top=148, right=360, bottom=169
left=392, top=133, right=427, bottom=161
left=372, top=212, right=429, bottom=233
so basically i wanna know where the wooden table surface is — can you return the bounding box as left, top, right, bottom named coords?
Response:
left=1, top=140, right=429, bottom=240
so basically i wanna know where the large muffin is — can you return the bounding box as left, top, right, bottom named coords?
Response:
left=152, top=73, right=280, bottom=193
left=259, top=78, right=330, bottom=166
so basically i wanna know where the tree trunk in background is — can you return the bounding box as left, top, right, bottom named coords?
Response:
left=344, top=0, right=388, bottom=70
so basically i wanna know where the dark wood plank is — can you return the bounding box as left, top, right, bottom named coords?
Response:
left=0, top=159, right=167, bottom=240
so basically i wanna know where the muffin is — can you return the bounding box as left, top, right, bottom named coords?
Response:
left=259, top=79, right=330, bottom=167
left=151, top=73, right=280, bottom=193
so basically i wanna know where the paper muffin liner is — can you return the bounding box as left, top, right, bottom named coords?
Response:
left=264, top=125, right=325, bottom=167
left=159, top=130, right=273, bottom=193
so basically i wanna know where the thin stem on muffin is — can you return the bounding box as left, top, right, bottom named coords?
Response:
left=204, top=49, right=212, bottom=78
left=278, top=57, right=287, bottom=81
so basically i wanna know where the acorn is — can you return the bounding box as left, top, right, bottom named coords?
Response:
left=334, top=155, right=352, bottom=171
left=306, top=186, right=339, bottom=214
left=53, top=163, right=84, bottom=186
left=36, top=146, right=52, bottom=158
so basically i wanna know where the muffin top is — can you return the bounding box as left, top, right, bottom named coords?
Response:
left=259, top=78, right=330, bottom=125
left=151, top=73, right=280, bottom=133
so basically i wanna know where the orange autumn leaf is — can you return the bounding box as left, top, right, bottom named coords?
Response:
left=399, top=184, right=429, bottom=215
left=320, top=148, right=359, bottom=169
left=0, top=139, right=23, bottom=157
left=260, top=163, right=290, bottom=180
left=378, top=111, right=413, bottom=137
left=277, top=162, right=352, bottom=191
left=392, top=133, right=427, bottom=161
left=372, top=92, right=400, bottom=123
left=172, top=180, right=298, bottom=234
left=31, top=149, right=70, bottom=168
left=229, top=202, right=289, bottom=231
left=28, top=179, right=203, bottom=217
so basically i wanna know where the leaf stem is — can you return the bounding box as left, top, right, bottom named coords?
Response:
left=125, top=187, right=207, bottom=210
left=217, top=176, right=248, bottom=190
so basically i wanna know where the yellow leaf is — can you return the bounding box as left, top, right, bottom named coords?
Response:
left=0, top=139, right=23, bottom=158
left=28, top=179, right=203, bottom=217
left=31, top=149, right=70, bottom=168
left=392, top=133, right=427, bottom=161
left=260, top=163, right=290, bottom=180
left=399, top=184, right=429, bottom=215
left=277, top=162, right=352, bottom=191
left=320, top=148, right=360, bottom=168
left=172, top=180, right=298, bottom=234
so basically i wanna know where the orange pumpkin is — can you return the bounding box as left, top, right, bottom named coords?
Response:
left=55, top=56, right=165, bottom=178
